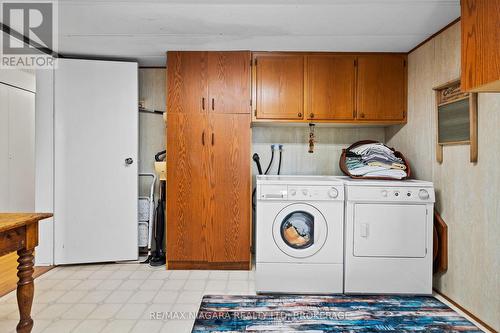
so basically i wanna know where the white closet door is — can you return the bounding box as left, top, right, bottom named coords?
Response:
left=54, top=59, right=138, bottom=264
left=0, top=83, right=35, bottom=212
left=0, top=84, right=9, bottom=210
left=8, top=87, right=36, bottom=210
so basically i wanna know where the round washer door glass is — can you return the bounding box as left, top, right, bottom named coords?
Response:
left=273, top=203, right=328, bottom=258
left=281, top=211, right=314, bottom=249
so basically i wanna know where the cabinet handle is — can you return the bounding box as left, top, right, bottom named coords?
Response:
left=211, top=98, right=215, bottom=111
left=309, top=113, right=314, bottom=119
left=202, top=97, right=205, bottom=110
left=211, top=133, right=214, bottom=146
left=202, top=131, right=205, bottom=145
left=298, top=112, right=302, bottom=118
left=360, top=113, right=365, bottom=118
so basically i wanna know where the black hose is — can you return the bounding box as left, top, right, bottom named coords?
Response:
left=264, top=146, right=275, bottom=175
left=252, top=153, right=263, bottom=175
left=155, top=150, right=166, bottom=162
left=277, top=145, right=283, bottom=175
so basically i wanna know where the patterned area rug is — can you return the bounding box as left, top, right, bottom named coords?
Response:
left=191, top=295, right=482, bottom=332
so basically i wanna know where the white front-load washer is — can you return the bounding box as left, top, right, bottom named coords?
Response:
left=344, top=178, right=435, bottom=295
left=256, top=175, right=344, bottom=294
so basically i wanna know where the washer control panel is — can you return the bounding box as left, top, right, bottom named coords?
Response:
left=287, top=185, right=343, bottom=201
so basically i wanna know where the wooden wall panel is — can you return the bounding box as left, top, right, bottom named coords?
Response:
left=461, top=0, right=500, bottom=92
left=0, top=252, right=53, bottom=297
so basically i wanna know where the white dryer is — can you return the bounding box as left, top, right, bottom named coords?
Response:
left=344, top=179, right=435, bottom=295
left=256, top=176, right=344, bottom=294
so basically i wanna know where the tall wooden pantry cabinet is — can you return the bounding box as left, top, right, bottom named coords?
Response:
left=166, top=51, right=251, bottom=269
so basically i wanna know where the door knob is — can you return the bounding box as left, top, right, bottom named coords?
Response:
left=309, top=113, right=314, bottom=118
left=298, top=112, right=302, bottom=118
left=125, top=158, right=133, bottom=165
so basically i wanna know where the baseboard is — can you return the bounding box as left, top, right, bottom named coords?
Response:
left=434, top=288, right=497, bottom=333
left=167, top=260, right=251, bottom=270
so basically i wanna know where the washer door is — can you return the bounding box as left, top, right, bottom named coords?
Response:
left=272, top=203, right=328, bottom=258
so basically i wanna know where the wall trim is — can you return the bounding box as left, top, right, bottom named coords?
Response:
left=408, top=17, right=461, bottom=54
left=434, top=289, right=498, bottom=333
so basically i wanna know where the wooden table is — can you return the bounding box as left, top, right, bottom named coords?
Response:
left=0, top=213, right=52, bottom=333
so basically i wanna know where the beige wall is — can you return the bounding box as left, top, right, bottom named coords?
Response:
left=252, top=126, right=385, bottom=176
left=138, top=68, right=166, bottom=198
left=386, top=22, right=500, bottom=331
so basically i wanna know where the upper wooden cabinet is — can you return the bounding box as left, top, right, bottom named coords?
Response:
left=167, top=51, right=207, bottom=114
left=167, top=51, right=251, bottom=114
left=254, top=54, right=304, bottom=120
left=208, top=52, right=251, bottom=114
left=252, top=52, right=407, bottom=124
left=461, top=0, right=500, bottom=92
left=356, top=55, right=406, bottom=121
left=305, top=55, right=356, bottom=120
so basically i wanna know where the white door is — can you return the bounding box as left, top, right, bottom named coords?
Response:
left=54, top=59, right=138, bottom=264
left=0, top=83, right=35, bottom=211
left=353, top=203, right=427, bottom=258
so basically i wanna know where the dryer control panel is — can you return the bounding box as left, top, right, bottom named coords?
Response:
left=346, top=186, right=435, bottom=203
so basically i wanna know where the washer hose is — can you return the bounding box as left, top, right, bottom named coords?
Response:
left=277, top=144, right=283, bottom=175
left=264, top=145, right=275, bottom=175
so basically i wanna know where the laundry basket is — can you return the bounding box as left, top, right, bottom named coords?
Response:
left=339, top=140, right=411, bottom=180
left=138, top=173, right=156, bottom=249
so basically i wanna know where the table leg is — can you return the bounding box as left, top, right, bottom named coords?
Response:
left=16, top=248, right=34, bottom=333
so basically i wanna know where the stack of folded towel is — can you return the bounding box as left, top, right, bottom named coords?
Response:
left=345, top=142, right=407, bottom=179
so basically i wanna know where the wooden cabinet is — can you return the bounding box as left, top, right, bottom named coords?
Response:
left=166, top=51, right=251, bottom=269
left=168, top=51, right=251, bottom=114
left=305, top=55, right=356, bottom=120
left=167, top=51, right=208, bottom=114
left=356, top=55, right=406, bottom=121
left=461, top=0, right=500, bottom=92
left=254, top=54, right=304, bottom=120
left=166, top=113, right=208, bottom=263
left=252, top=52, right=407, bottom=124
left=208, top=52, right=251, bottom=114
left=207, top=114, right=251, bottom=263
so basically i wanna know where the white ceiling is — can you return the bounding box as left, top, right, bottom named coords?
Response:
left=55, top=0, right=460, bottom=66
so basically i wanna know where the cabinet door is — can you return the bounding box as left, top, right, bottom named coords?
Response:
left=167, top=113, right=209, bottom=262
left=305, top=55, right=355, bottom=120
left=167, top=51, right=208, bottom=114
left=207, top=113, right=251, bottom=264
left=255, top=54, right=304, bottom=120
left=356, top=55, right=406, bottom=121
left=208, top=51, right=251, bottom=114
left=461, top=0, right=500, bottom=92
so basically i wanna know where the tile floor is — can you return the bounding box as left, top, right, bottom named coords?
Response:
left=0, top=263, right=255, bottom=333
left=0, top=263, right=491, bottom=333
